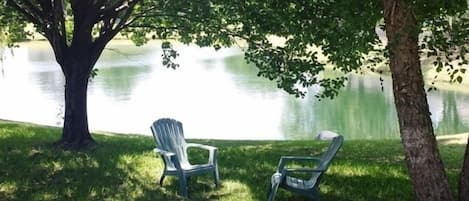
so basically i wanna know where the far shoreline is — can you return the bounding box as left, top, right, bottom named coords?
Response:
left=8, top=39, right=469, bottom=94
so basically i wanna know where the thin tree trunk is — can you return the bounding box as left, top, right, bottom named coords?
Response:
left=459, top=138, right=469, bottom=201
left=382, top=0, right=454, bottom=200
left=57, top=59, right=94, bottom=149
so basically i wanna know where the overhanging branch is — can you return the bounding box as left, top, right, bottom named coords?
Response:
left=6, top=0, right=45, bottom=28
left=90, top=0, right=143, bottom=68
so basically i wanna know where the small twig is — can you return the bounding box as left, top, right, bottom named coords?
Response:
left=104, top=47, right=149, bottom=67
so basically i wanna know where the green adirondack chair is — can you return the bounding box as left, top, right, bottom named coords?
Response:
left=150, top=118, right=220, bottom=197
left=268, top=132, right=344, bottom=201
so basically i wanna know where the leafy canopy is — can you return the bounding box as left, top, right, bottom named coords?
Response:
left=1, top=0, right=468, bottom=98
left=228, top=0, right=468, bottom=98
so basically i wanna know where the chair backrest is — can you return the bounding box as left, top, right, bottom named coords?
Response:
left=151, top=118, right=188, bottom=163
left=317, top=135, right=344, bottom=171
left=305, top=134, right=343, bottom=187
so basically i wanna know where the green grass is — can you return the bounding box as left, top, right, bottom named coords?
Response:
left=0, top=120, right=466, bottom=201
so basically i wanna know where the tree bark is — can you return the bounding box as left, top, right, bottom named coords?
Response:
left=459, top=138, right=469, bottom=201
left=382, top=0, right=454, bottom=200
left=56, top=55, right=95, bottom=149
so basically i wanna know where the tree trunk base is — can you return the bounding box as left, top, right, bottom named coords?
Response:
left=53, top=138, right=97, bottom=151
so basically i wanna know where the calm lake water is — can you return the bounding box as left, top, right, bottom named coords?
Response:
left=1, top=41, right=469, bottom=140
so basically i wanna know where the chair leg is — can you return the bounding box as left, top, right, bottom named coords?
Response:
left=312, top=195, right=321, bottom=201
left=267, top=181, right=280, bottom=201
left=179, top=176, right=189, bottom=197
left=214, top=167, right=220, bottom=187
left=311, top=187, right=321, bottom=201
left=159, top=175, right=166, bottom=186
left=268, top=172, right=282, bottom=201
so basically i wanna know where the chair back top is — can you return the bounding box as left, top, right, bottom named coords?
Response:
left=151, top=118, right=188, bottom=162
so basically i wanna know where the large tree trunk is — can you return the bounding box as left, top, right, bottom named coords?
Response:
left=7, top=0, right=138, bottom=150
left=460, top=138, right=469, bottom=201
left=382, top=0, right=454, bottom=200
left=56, top=56, right=95, bottom=149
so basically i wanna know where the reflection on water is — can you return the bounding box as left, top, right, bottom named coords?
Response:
left=97, top=65, right=152, bottom=101
left=283, top=75, right=400, bottom=140
left=1, top=41, right=468, bottom=140
left=433, top=92, right=469, bottom=134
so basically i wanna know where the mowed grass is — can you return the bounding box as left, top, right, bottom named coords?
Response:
left=0, top=120, right=466, bottom=201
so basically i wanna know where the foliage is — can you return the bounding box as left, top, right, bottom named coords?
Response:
left=233, top=0, right=468, bottom=98
left=0, top=120, right=466, bottom=201
left=420, top=6, right=469, bottom=85
left=0, top=2, right=29, bottom=47
left=240, top=1, right=384, bottom=98
left=98, top=0, right=468, bottom=99
left=0, top=0, right=467, bottom=97
left=0, top=0, right=238, bottom=68
left=0, top=1, right=28, bottom=63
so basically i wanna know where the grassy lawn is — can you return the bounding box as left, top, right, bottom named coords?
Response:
left=0, top=120, right=466, bottom=201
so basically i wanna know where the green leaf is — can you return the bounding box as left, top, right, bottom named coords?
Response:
left=456, top=76, right=463, bottom=83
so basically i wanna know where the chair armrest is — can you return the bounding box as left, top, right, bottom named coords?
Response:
left=186, top=143, right=218, bottom=165
left=153, top=148, right=176, bottom=157
left=281, top=156, right=321, bottom=161
left=154, top=148, right=175, bottom=157
left=187, top=143, right=217, bottom=151
left=277, top=156, right=321, bottom=172
left=285, top=167, right=326, bottom=173
left=154, top=148, right=183, bottom=170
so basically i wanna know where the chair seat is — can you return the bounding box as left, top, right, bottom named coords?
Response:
left=166, top=163, right=215, bottom=173
left=183, top=163, right=214, bottom=170
left=285, top=176, right=315, bottom=190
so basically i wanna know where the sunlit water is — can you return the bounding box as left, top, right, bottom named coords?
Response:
left=1, top=41, right=469, bottom=140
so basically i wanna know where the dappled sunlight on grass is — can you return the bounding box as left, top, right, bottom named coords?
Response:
left=0, top=121, right=467, bottom=201
left=217, top=180, right=255, bottom=201
left=0, top=181, right=18, bottom=200
left=34, top=191, right=59, bottom=200
left=63, top=154, right=100, bottom=169
left=38, top=160, right=64, bottom=179
left=332, top=163, right=408, bottom=179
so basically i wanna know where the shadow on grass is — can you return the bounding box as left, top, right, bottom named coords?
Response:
left=0, top=123, right=183, bottom=201
left=0, top=122, right=465, bottom=201
left=187, top=139, right=415, bottom=201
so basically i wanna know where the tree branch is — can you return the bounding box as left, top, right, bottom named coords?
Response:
left=6, top=0, right=45, bottom=28
left=113, top=0, right=140, bottom=31
left=19, top=0, right=45, bottom=20
left=126, top=25, right=178, bottom=30
left=97, top=0, right=126, bottom=15
left=47, top=0, right=68, bottom=66
left=90, top=0, right=142, bottom=68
